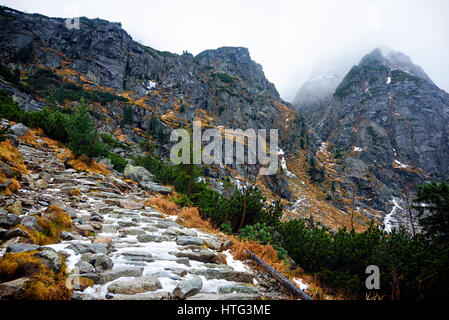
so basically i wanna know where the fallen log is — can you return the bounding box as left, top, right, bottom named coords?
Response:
left=245, top=249, right=313, bottom=300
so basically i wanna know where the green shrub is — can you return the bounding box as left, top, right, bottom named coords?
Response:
left=173, top=194, right=193, bottom=208
left=239, top=223, right=273, bottom=245
left=100, top=134, right=130, bottom=150
left=121, top=105, right=134, bottom=126
left=66, top=98, right=110, bottom=158
left=108, top=153, right=128, bottom=173
left=220, top=221, right=232, bottom=235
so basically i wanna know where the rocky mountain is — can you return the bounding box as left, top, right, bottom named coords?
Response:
left=294, top=48, right=449, bottom=231
left=1, top=4, right=447, bottom=246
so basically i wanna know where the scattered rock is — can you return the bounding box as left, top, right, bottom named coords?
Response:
left=137, top=234, right=168, bottom=243
left=191, top=269, right=254, bottom=283
left=107, top=276, right=162, bottom=295
left=176, top=236, right=204, bottom=246
left=173, top=277, right=203, bottom=299
left=99, top=267, right=144, bottom=284
left=93, top=254, right=113, bottom=271
left=6, top=201, right=22, bottom=215
left=4, top=227, right=28, bottom=240
left=21, top=216, right=43, bottom=233
left=119, top=200, right=144, bottom=210
left=119, top=254, right=152, bottom=264
left=75, top=260, right=96, bottom=274
left=218, top=285, right=259, bottom=295
left=174, top=248, right=221, bottom=264
left=0, top=212, right=20, bottom=228
left=0, top=277, right=30, bottom=299
left=6, top=243, right=39, bottom=253
left=35, top=179, right=48, bottom=189
left=93, top=236, right=112, bottom=246
left=10, top=123, right=29, bottom=136
left=175, top=257, right=191, bottom=267
left=67, top=243, right=108, bottom=255
left=60, top=231, right=75, bottom=240
left=36, top=249, right=62, bottom=273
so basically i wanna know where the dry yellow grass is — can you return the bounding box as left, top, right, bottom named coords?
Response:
left=68, top=155, right=110, bottom=176
left=145, top=196, right=179, bottom=216
left=0, top=140, right=28, bottom=195
left=20, top=206, right=72, bottom=245
left=0, top=251, right=70, bottom=300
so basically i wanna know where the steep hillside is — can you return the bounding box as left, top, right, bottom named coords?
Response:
left=294, top=48, right=449, bottom=232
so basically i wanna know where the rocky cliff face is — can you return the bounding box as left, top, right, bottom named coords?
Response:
left=0, top=6, right=296, bottom=200
left=294, top=48, right=449, bottom=230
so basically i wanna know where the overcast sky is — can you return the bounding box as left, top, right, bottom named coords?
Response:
left=1, top=0, right=449, bottom=101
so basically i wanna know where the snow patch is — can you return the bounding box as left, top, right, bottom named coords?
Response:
left=384, top=197, right=401, bottom=233
left=293, top=278, right=309, bottom=291
left=394, top=160, right=409, bottom=169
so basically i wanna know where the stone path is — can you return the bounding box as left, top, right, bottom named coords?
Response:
left=1, top=139, right=291, bottom=300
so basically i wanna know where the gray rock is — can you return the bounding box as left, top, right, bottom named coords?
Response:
left=107, top=276, right=162, bottom=295
left=176, top=236, right=204, bottom=246
left=99, top=267, right=144, bottom=284
left=137, top=234, right=168, bottom=243
left=0, top=212, right=20, bottom=228
left=173, top=277, right=203, bottom=299
left=123, top=228, right=146, bottom=236
left=67, top=243, right=108, bottom=255
left=21, top=216, right=43, bottom=233
left=4, top=227, right=28, bottom=240
left=175, top=257, right=191, bottom=267
left=191, top=269, right=254, bottom=283
left=123, top=164, right=155, bottom=183
left=75, top=260, right=96, bottom=274
left=218, top=285, right=259, bottom=295
left=6, top=243, right=40, bottom=253
left=61, top=206, right=78, bottom=219
left=36, top=249, right=62, bottom=273
left=0, top=277, right=30, bottom=299
left=78, top=273, right=101, bottom=284
left=9, top=135, right=19, bottom=147
left=173, top=248, right=220, bottom=264
left=102, top=224, right=119, bottom=233
left=140, top=181, right=172, bottom=195
left=93, top=254, right=114, bottom=271
left=60, top=231, right=75, bottom=240
left=165, top=226, right=197, bottom=237
left=121, top=251, right=155, bottom=262
left=10, top=123, right=29, bottom=136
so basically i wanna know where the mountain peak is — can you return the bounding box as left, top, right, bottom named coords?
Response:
left=360, top=48, right=431, bottom=82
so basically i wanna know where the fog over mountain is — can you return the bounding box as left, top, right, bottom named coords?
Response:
left=0, top=0, right=448, bottom=101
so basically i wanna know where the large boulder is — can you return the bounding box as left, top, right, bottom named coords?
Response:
left=123, top=164, right=172, bottom=195
left=173, top=277, right=203, bottom=299
left=123, top=164, right=154, bottom=184
left=10, top=123, right=29, bottom=137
